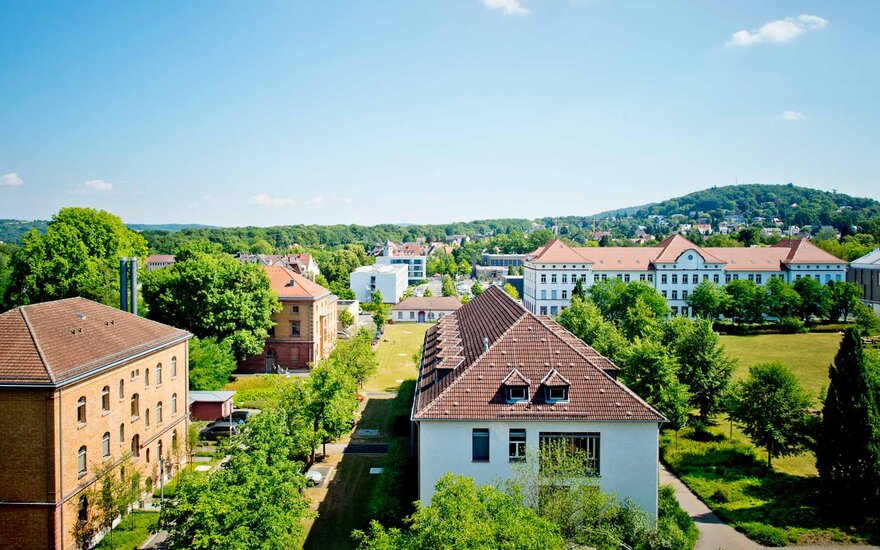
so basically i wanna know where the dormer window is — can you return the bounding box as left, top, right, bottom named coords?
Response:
left=547, top=386, right=568, bottom=402
left=501, top=369, right=531, bottom=403
left=541, top=368, right=571, bottom=403
left=509, top=386, right=529, bottom=402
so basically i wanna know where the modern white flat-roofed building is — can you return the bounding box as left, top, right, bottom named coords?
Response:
left=412, top=286, right=665, bottom=520
left=523, top=236, right=848, bottom=317
left=374, top=241, right=429, bottom=282
left=349, top=264, right=408, bottom=304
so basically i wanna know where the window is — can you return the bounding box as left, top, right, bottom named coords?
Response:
left=172, top=393, right=178, bottom=414
left=682, top=290, right=688, bottom=300
left=156, top=363, right=162, bottom=385
left=171, top=356, right=177, bottom=379
left=756, top=274, right=763, bottom=284
left=131, top=394, right=139, bottom=418
left=131, top=435, right=140, bottom=458
left=540, top=274, right=547, bottom=284
left=539, top=432, right=599, bottom=475
left=291, top=322, right=301, bottom=337
left=292, top=305, right=300, bottom=314
left=725, top=274, right=732, bottom=283
left=671, top=306, right=679, bottom=315
left=101, top=386, right=110, bottom=411
left=616, top=274, right=622, bottom=280
left=661, top=290, right=667, bottom=298
left=546, top=386, right=568, bottom=402
left=661, top=274, right=667, bottom=284
left=601, top=274, right=607, bottom=281
left=748, top=274, right=754, bottom=282
left=539, top=306, right=548, bottom=315
left=119, top=379, right=125, bottom=400
left=76, top=396, right=87, bottom=424
left=157, top=402, right=163, bottom=424
left=508, top=386, right=528, bottom=401
left=580, top=274, right=587, bottom=282
left=551, top=274, right=557, bottom=284
left=713, top=274, right=719, bottom=284
left=692, top=274, right=698, bottom=284
left=624, top=274, right=630, bottom=283
left=550, top=306, right=558, bottom=315
left=733, top=274, right=740, bottom=280
left=509, top=429, right=526, bottom=462
left=703, top=274, right=709, bottom=281
left=540, top=290, right=547, bottom=300
left=472, top=429, right=490, bottom=462
left=562, top=290, right=568, bottom=299
left=119, top=423, right=125, bottom=444
left=594, top=274, right=600, bottom=282
left=145, top=408, right=150, bottom=427
left=562, top=274, right=568, bottom=284
left=550, top=290, right=557, bottom=300
left=647, top=274, right=654, bottom=283
left=671, top=274, right=678, bottom=284
left=77, top=446, right=87, bottom=477
left=102, top=432, right=110, bottom=459
left=145, top=369, right=150, bottom=387
left=409, top=311, right=414, bottom=319
left=671, top=290, right=678, bottom=300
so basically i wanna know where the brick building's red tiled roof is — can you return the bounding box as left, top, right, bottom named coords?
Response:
left=0, top=297, right=190, bottom=386
left=264, top=265, right=331, bottom=299
left=413, top=286, right=664, bottom=422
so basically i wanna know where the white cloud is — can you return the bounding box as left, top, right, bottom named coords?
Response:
left=305, top=195, right=325, bottom=206
left=333, top=194, right=353, bottom=206
left=727, top=14, right=828, bottom=47
left=247, top=193, right=294, bottom=207
left=779, top=110, right=808, bottom=121
left=482, top=0, right=530, bottom=16
left=76, top=179, right=114, bottom=193
left=1, top=173, right=23, bottom=188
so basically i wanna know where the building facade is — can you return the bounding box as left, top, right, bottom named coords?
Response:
left=374, top=241, right=428, bottom=282
left=0, top=298, right=190, bottom=550
left=392, top=296, right=462, bottom=323
left=349, top=264, right=408, bottom=304
left=523, top=236, right=848, bottom=317
left=144, top=254, right=175, bottom=271
left=848, top=249, right=880, bottom=315
left=412, top=287, right=664, bottom=519
left=239, top=266, right=338, bottom=373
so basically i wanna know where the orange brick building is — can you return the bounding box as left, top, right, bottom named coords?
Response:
left=239, top=266, right=337, bottom=373
left=0, top=298, right=191, bottom=550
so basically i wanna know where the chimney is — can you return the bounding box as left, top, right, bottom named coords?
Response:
left=119, top=258, right=128, bottom=312
left=119, top=257, right=139, bottom=314
left=483, top=336, right=489, bottom=353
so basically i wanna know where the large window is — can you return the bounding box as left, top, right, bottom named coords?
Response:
left=171, top=393, right=178, bottom=414
left=77, top=396, right=86, bottom=424
left=119, top=379, right=125, bottom=400
left=156, top=363, right=162, bottom=385
left=102, top=432, right=111, bottom=459
left=509, top=429, right=526, bottom=462
left=101, top=386, right=110, bottom=411
left=77, top=446, right=87, bottom=477
left=171, top=356, right=177, bottom=379
left=119, top=423, right=125, bottom=444
left=145, top=369, right=150, bottom=387
left=156, top=402, right=163, bottom=424
left=131, top=435, right=140, bottom=457
left=131, top=394, right=139, bottom=418
left=291, top=322, right=301, bottom=337
left=472, top=429, right=490, bottom=462
left=539, top=432, right=600, bottom=475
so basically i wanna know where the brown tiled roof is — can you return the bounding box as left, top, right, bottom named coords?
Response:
left=0, top=298, right=190, bottom=386
left=652, top=234, right=725, bottom=264
left=575, top=247, right=656, bottom=271
left=772, top=239, right=848, bottom=265
left=264, top=265, right=331, bottom=299
left=528, top=239, right=593, bottom=264
left=703, top=247, right=787, bottom=272
left=413, top=286, right=664, bottom=422
left=146, top=254, right=175, bottom=263
left=392, top=297, right=463, bottom=312
left=501, top=368, right=530, bottom=386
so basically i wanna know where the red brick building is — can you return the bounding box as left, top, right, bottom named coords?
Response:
left=0, top=298, right=190, bottom=550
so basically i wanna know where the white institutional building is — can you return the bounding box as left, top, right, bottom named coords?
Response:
left=349, top=264, right=408, bottom=304
left=374, top=241, right=428, bottom=283
left=412, top=286, right=665, bottom=519
left=523, top=236, right=848, bottom=317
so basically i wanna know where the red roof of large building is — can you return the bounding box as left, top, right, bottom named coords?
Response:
left=0, top=297, right=189, bottom=386
left=264, top=265, right=331, bottom=299
left=413, top=286, right=663, bottom=422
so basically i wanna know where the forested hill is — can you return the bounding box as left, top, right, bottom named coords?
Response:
left=597, top=183, right=880, bottom=228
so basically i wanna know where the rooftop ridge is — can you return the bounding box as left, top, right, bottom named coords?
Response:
left=19, top=307, right=55, bottom=384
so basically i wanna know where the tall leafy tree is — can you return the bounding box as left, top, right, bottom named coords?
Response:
left=306, top=363, right=359, bottom=461
left=686, top=280, right=730, bottom=320
left=141, top=241, right=281, bottom=359
left=792, top=277, right=830, bottom=323
left=5, top=207, right=148, bottom=307
left=441, top=274, right=457, bottom=297
left=764, top=277, right=801, bottom=319
left=620, top=339, right=681, bottom=408
left=188, top=336, right=237, bottom=390
left=571, top=278, right=586, bottom=300
left=672, top=319, right=736, bottom=422
left=727, top=362, right=812, bottom=467
left=588, top=280, right=667, bottom=323
left=816, top=328, right=880, bottom=514
left=825, top=280, right=861, bottom=322
left=470, top=281, right=483, bottom=296
left=328, top=329, right=378, bottom=387
left=723, top=279, right=765, bottom=324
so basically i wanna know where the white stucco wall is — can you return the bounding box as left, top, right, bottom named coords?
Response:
left=349, top=267, right=407, bottom=303
left=417, top=420, right=661, bottom=520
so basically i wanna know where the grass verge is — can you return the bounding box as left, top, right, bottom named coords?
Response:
left=93, top=511, right=159, bottom=550
left=366, top=324, right=430, bottom=392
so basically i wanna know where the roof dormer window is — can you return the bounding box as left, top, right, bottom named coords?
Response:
left=509, top=386, right=529, bottom=402
left=547, top=386, right=568, bottom=402
left=541, top=368, right=571, bottom=403
left=501, top=369, right=530, bottom=403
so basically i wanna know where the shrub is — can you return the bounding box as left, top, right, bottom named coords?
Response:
left=654, top=484, right=698, bottom=550
left=737, top=522, right=789, bottom=546
left=367, top=438, right=414, bottom=525
left=778, top=317, right=806, bottom=334
left=710, top=487, right=731, bottom=503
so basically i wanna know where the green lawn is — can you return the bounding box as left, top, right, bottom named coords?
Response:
left=720, top=332, right=842, bottom=401
left=92, top=511, right=159, bottom=550
left=365, top=323, right=430, bottom=392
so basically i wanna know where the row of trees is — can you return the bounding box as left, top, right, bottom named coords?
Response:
left=687, top=277, right=866, bottom=326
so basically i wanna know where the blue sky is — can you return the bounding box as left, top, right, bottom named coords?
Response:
left=1, top=1, right=878, bottom=226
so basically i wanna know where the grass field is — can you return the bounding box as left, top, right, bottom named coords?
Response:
left=364, top=323, right=430, bottom=392
left=92, top=511, right=159, bottom=550
left=720, top=332, right=842, bottom=401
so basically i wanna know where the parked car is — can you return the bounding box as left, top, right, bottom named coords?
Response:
left=304, top=469, right=323, bottom=487
left=217, top=410, right=254, bottom=425
left=337, top=330, right=350, bottom=339
left=199, top=423, right=239, bottom=441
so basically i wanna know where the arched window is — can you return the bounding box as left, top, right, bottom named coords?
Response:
left=102, top=432, right=110, bottom=459
left=119, top=379, right=125, bottom=400
left=171, top=356, right=177, bottom=379
left=77, top=396, right=86, bottom=424
left=119, top=423, right=125, bottom=444
left=77, top=446, right=87, bottom=476
left=145, top=369, right=150, bottom=387
left=131, top=434, right=140, bottom=457
left=101, top=386, right=110, bottom=411
left=146, top=447, right=150, bottom=463
left=156, top=363, right=162, bottom=385
left=156, top=402, right=163, bottom=424
left=145, top=408, right=150, bottom=427
left=172, top=430, right=178, bottom=452
left=78, top=494, right=88, bottom=523
left=131, top=394, right=139, bottom=418
left=171, top=393, right=177, bottom=415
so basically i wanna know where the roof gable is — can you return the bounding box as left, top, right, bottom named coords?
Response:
left=264, top=265, right=331, bottom=298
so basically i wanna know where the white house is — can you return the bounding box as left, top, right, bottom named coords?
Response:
left=349, top=264, right=408, bottom=304
left=523, top=236, right=848, bottom=317
left=411, top=286, right=665, bottom=519
left=374, top=241, right=428, bottom=282
left=145, top=254, right=175, bottom=271
left=392, top=296, right=462, bottom=323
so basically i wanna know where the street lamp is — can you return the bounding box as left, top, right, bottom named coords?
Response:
left=158, top=456, right=165, bottom=510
